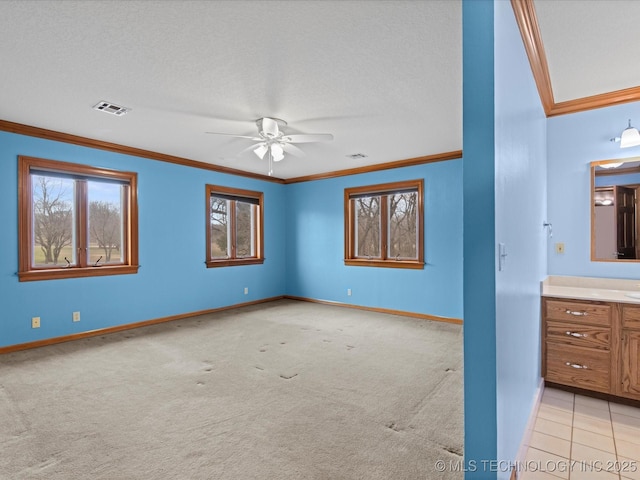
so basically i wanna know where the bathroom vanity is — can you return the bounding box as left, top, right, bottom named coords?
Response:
left=542, top=276, right=640, bottom=402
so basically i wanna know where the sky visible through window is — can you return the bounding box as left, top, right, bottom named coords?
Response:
left=88, top=180, right=121, bottom=203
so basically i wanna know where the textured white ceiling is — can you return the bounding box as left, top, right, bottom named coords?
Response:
left=0, top=0, right=461, bottom=179
left=0, top=1, right=636, bottom=179
left=534, top=0, right=640, bottom=103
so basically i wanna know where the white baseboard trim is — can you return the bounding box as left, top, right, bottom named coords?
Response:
left=511, top=378, right=545, bottom=480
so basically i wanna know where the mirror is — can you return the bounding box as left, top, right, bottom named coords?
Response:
left=591, top=157, right=640, bottom=261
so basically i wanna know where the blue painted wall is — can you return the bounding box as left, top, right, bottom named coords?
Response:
left=547, top=101, right=640, bottom=277
left=463, top=0, right=498, bottom=477
left=494, top=1, right=547, bottom=477
left=1, top=128, right=464, bottom=348
left=0, top=131, right=287, bottom=348
left=285, top=161, right=463, bottom=319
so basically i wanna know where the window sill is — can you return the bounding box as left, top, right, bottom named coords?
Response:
left=18, top=265, right=140, bottom=282
left=344, top=259, right=424, bottom=269
left=206, top=258, right=265, bottom=268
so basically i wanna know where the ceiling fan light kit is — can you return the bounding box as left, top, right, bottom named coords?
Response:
left=206, top=117, right=333, bottom=176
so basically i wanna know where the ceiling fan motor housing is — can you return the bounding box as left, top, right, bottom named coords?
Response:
left=257, top=117, right=287, bottom=138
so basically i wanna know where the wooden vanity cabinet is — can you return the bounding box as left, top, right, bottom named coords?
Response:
left=542, top=297, right=640, bottom=402
left=620, top=305, right=640, bottom=397
left=542, top=298, right=613, bottom=394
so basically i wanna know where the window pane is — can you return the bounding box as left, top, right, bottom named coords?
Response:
left=354, top=196, right=380, bottom=258
left=235, top=201, right=256, bottom=258
left=210, top=197, right=229, bottom=259
left=388, top=191, right=418, bottom=259
left=88, top=181, right=124, bottom=265
left=31, top=174, right=76, bottom=267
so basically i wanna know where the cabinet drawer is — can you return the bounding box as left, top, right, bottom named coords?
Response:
left=621, top=305, right=640, bottom=330
left=546, top=344, right=610, bottom=393
left=545, top=299, right=611, bottom=326
left=546, top=321, right=610, bottom=350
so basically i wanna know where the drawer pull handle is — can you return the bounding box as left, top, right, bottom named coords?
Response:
left=565, top=331, right=588, bottom=338
left=565, top=362, right=588, bottom=369
left=565, top=309, right=588, bottom=316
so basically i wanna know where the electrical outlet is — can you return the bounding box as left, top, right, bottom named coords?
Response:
left=72, top=311, right=80, bottom=322
left=555, top=242, right=565, bottom=254
left=244, top=287, right=248, bottom=295
left=347, top=288, right=352, bottom=296
left=32, top=317, right=40, bottom=328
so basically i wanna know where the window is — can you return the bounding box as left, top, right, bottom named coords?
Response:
left=344, top=179, right=424, bottom=269
left=206, top=185, right=264, bottom=267
left=18, top=156, right=139, bottom=281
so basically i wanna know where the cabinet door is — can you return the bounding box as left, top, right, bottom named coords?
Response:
left=620, top=330, right=640, bottom=398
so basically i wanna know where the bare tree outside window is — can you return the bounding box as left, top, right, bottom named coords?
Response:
left=210, top=197, right=228, bottom=258
left=345, top=180, right=423, bottom=269
left=235, top=201, right=255, bottom=258
left=19, top=156, right=138, bottom=282
left=206, top=185, right=263, bottom=267
left=89, top=201, right=121, bottom=263
left=388, top=192, right=417, bottom=259
left=32, top=175, right=74, bottom=266
left=355, top=196, right=380, bottom=257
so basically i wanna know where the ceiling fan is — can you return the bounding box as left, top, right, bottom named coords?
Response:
left=207, top=117, right=333, bottom=176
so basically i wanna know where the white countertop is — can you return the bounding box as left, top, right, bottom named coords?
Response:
left=542, top=276, right=640, bottom=304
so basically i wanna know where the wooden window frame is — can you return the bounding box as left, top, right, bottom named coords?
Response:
left=206, top=185, right=264, bottom=268
left=18, top=156, right=139, bottom=282
left=344, top=179, right=424, bottom=269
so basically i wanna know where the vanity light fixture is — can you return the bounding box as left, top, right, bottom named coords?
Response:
left=612, top=119, right=640, bottom=148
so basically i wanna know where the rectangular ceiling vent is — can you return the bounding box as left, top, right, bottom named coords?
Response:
left=93, top=101, right=130, bottom=116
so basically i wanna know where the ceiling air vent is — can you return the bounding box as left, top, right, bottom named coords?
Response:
left=347, top=153, right=368, bottom=159
left=92, top=101, right=130, bottom=116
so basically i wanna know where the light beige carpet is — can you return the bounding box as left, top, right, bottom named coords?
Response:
left=0, top=299, right=463, bottom=479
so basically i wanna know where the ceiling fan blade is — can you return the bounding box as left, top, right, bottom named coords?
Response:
left=283, top=133, right=334, bottom=143
left=281, top=143, right=306, bottom=158
left=205, top=132, right=262, bottom=140
left=260, top=117, right=280, bottom=138
left=207, top=132, right=262, bottom=141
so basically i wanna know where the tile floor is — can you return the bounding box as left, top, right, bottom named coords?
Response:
left=520, top=388, right=640, bottom=480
